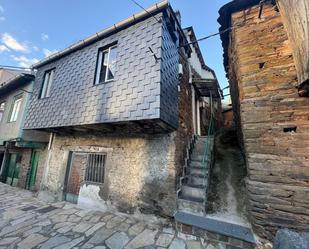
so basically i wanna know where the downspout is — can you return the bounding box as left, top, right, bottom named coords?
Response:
left=40, top=132, right=54, bottom=191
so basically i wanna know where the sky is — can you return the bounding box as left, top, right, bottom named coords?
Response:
left=0, top=0, right=231, bottom=96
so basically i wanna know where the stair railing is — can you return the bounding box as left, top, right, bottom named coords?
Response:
left=202, top=93, right=216, bottom=193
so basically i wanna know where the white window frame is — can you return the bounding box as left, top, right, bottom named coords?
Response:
left=40, top=69, right=55, bottom=99
left=9, top=95, right=22, bottom=122
left=0, top=101, right=6, bottom=122
left=95, top=45, right=117, bottom=85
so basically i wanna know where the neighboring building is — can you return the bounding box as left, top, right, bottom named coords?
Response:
left=222, top=105, right=234, bottom=129
left=24, top=1, right=221, bottom=216
left=218, top=0, right=309, bottom=239
left=0, top=67, right=49, bottom=191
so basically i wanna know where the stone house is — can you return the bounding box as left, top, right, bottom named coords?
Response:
left=24, top=0, right=221, bottom=217
left=218, top=0, right=309, bottom=239
left=0, top=67, right=49, bottom=191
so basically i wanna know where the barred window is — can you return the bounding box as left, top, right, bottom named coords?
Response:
left=84, top=153, right=106, bottom=184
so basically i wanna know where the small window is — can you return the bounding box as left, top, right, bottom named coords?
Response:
left=0, top=102, right=5, bottom=122
left=94, top=45, right=117, bottom=84
left=85, top=153, right=106, bottom=184
left=40, top=69, right=55, bottom=98
left=9, top=95, right=22, bottom=122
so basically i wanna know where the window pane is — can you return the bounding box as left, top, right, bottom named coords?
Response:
left=9, top=97, right=22, bottom=122
left=95, top=51, right=103, bottom=85
left=99, top=51, right=108, bottom=83
left=0, top=102, right=5, bottom=122
left=40, top=69, right=54, bottom=98
left=107, top=47, right=117, bottom=80
left=45, top=70, right=54, bottom=97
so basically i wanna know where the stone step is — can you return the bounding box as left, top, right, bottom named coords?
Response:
left=188, top=167, right=208, bottom=176
left=189, top=176, right=208, bottom=186
left=189, top=160, right=210, bottom=168
left=177, top=197, right=205, bottom=215
left=181, top=185, right=205, bottom=200
left=175, top=211, right=256, bottom=248
left=181, top=176, right=208, bottom=189
left=178, top=191, right=205, bottom=204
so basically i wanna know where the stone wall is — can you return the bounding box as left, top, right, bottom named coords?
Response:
left=227, top=3, right=309, bottom=239
left=40, top=133, right=179, bottom=216
left=17, top=147, right=47, bottom=191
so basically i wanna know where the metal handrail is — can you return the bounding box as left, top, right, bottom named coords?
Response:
left=202, top=94, right=215, bottom=188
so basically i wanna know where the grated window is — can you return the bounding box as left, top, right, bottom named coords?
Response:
left=84, top=154, right=106, bottom=184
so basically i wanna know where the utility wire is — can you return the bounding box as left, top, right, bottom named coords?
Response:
left=129, top=0, right=161, bottom=23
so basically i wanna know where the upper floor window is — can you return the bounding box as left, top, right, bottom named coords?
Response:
left=0, top=102, right=5, bottom=122
left=40, top=69, right=55, bottom=98
left=94, top=45, right=117, bottom=85
left=9, top=95, right=22, bottom=122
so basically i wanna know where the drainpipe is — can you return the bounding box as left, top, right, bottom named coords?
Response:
left=196, top=99, right=201, bottom=136
left=40, top=132, right=54, bottom=191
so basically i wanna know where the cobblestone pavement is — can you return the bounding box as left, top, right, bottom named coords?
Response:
left=0, top=183, right=219, bottom=249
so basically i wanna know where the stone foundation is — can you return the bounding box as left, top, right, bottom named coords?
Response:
left=40, top=133, right=182, bottom=216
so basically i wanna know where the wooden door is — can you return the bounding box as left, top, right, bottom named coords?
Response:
left=27, top=151, right=40, bottom=190
left=5, top=153, right=21, bottom=186
left=64, top=152, right=87, bottom=203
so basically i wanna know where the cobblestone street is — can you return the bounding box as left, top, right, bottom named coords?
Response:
left=0, top=183, right=214, bottom=249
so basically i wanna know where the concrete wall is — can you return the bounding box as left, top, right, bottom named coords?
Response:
left=0, top=81, right=49, bottom=144
left=0, top=83, right=31, bottom=143
left=227, top=3, right=309, bottom=239
left=39, top=133, right=178, bottom=216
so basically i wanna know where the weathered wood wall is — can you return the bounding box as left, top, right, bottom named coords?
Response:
left=276, top=0, right=309, bottom=84
left=228, top=3, right=309, bottom=239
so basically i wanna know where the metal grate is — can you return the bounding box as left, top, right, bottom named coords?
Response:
left=85, top=153, right=106, bottom=184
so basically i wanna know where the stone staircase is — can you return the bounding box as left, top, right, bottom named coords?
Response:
left=175, top=135, right=257, bottom=248
left=177, top=136, right=214, bottom=215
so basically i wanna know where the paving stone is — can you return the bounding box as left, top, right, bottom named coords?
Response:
left=40, top=235, right=72, bottom=249
left=186, top=240, right=202, bottom=249
left=23, top=226, right=42, bottom=237
left=0, top=237, right=19, bottom=245
left=85, top=222, right=106, bottom=237
left=93, top=247, right=106, bottom=249
left=162, top=227, right=175, bottom=235
left=87, top=228, right=114, bottom=245
left=117, top=222, right=131, bottom=232
left=89, top=215, right=101, bottom=223
left=106, top=216, right=126, bottom=229
left=72, top=223, right=93, bottom=233
left=156, top=233, right=174, bottom=247
left=125, top=229, right=158, bottom=249
left=17, top=233, right=48, bottom=249
left=106, top=231, right=130, bottom=249
left=128, top=222, right=145, bottom=236
left=168, top=238, right=186, bottom=249
left=101, top=214, right=114, bottom=222
left=54, top=236, right=85, bottom=249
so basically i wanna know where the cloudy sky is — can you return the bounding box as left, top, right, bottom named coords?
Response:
left=0, top=0, right=230, bottom=96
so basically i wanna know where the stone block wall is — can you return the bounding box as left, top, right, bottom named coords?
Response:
left=227, top=3, right=309, bottom=239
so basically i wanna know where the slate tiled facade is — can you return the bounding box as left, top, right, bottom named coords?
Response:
left=24, top=11, right=179, bottom=131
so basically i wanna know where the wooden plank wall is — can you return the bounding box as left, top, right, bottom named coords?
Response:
left=277, top=0, right=309, bottom=84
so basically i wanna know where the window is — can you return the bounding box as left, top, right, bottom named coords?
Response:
left=40, top=69, right=55, bottom=98
left=0, top=102, right=5, bottom=122
left=94, top=45, right=117, bottom=84
left=84, top=153, right=106, bottom=184
left=9, top=95, right=22, bottom=122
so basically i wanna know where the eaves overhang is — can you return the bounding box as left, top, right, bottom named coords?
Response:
left=0, top=74, right=34, bottom=96
left=193, top=78, right=223, bottom=99
left=32, top=0, right=170, bottom=69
